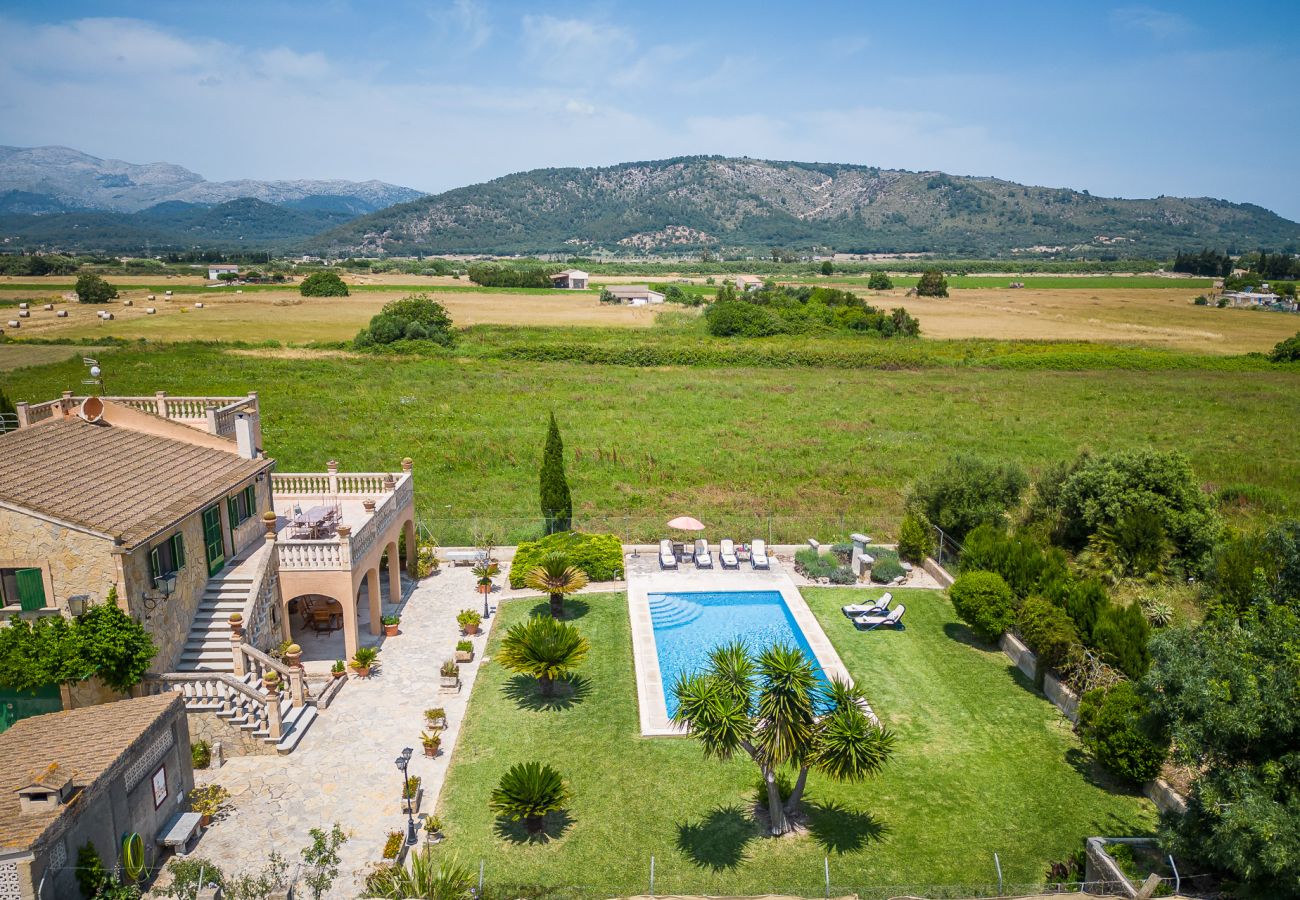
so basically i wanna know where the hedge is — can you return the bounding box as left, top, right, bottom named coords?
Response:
left=948, top=571, right=1016, bottom=643
left=508, top=532, right=624, bottom=588
left=1078, top=682, right=1168, bottom=784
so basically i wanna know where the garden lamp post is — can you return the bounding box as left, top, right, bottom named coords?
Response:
left=395, top=747, right=417, bottom=845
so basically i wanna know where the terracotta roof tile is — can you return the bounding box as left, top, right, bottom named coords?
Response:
left=0, top=418, right=271, bottom=547
left=0, top=694, right=183, bottom=851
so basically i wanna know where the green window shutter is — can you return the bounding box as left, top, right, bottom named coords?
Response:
left=245, top=484, right=256, bottom=517
left=150, top=547, right=161, bottom=583
left=15, top=568, right=46, bottom=611
left=173, top=533, right=186, bottom=570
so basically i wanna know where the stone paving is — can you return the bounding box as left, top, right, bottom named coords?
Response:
left=187, top=565, right=501, bottom=898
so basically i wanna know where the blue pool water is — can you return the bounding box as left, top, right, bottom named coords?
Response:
left=649, top=590, right=829, bottom=717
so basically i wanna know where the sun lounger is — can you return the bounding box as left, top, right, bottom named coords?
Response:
left=751, top=539, right=770, bottom=570
left=659, top=539, right=678, bottom=570
left=841, top=592, right=892, bottom=618
left=719, top=539, right=739, bottom=569
left=854, top=604, right=905, bottom=630
left=694, top=539, right=714, bottom=568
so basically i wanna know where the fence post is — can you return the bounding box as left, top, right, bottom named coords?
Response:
left=478, top=859, right=484, bottom=897
left=994, top=852, right=1003, bottom=895
left=824, top=856, right=830, bottom=898
left=649, top=854, right=655, bottom=896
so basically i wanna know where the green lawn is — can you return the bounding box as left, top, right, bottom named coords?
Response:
left=4, top=343, right=1296, bottom=543
left=434, top=589, right=1154, bottom=897
left=819, top=275, right=1216, bottom=290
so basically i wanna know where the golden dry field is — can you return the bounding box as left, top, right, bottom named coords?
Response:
left=1, top=274, right=1294, bottom=353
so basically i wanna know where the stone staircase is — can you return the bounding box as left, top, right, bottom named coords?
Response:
left=143, top=670, right=317, bottom=754
left=177, top=570, right=255, bottom=673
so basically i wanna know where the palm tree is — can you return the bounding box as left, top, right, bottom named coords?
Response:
left=496, top=614, right=589, bottom=696
left=363, top=848, right=473, bottom=899
left=488, top=761, right=572, bottom=835
left=522, top=551, right=589, bottom=619
left=673, top=641, right=894, bottom=835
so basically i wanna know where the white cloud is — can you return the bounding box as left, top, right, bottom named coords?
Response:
left=446, top=0, right=492, bottom=52
left=1110, top=6, right=1194, bottom=40
left=520, top=15, right=635, bottom=84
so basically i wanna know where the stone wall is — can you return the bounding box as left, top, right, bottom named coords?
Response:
left=0, top=506, right=116, bottom=612
left=119, top=509, right=214, bottom=671
left=1043, top=671, right=1081, bottom=724
left=999, top=632, right=1038, bottom=682
left=923, top=556, right=955, bottom=588
left=187, top=708, right=277, bottom=757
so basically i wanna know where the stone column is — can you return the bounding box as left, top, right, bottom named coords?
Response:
left=288, top=666, right=305, bottom=708
left=15, top=400, right=29, bottom=428
left=386, top=541, right=401, bottom=606
left=326, top=460, right=339, bottom=495
left=366, top=567, right=382, bottom=636
left=155, top=390, right=168, bottom=418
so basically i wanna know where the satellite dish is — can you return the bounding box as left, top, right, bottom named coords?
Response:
left=79, top=396, right=104, bottom=423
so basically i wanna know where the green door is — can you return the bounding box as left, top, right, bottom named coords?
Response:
left=15, top=568, right=46, bottom=611
left=202, top=505, right=225, bottom=576
left=0, top=684, right=62, bottom=733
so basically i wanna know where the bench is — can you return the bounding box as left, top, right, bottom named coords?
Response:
left=443, top=550, right=488, bottom=567
left=157, top=811, right=203, bottom=855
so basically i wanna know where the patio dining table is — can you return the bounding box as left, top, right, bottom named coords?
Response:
left=293, top=504, right=337, bottom=538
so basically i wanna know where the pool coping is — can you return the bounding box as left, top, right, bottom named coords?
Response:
left=627, top=566, right=862, bottom=736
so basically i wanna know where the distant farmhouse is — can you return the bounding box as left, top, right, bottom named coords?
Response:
left=733, top=274, right=764, bottom=291
left=207, top=264, right=239, bottom=281
left=605, top=285, right=665, bottom=306
left=550, top=269, right=588, bottom=290
left=1220, top=286, right=1298, bottom=312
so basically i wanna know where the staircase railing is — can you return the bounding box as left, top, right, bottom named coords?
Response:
left=237, top=643, right=306, bottom=707
left=142, top=672, right=282, bottom=740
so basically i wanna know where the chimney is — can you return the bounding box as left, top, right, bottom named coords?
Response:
left=234, top=413, right=256, bottom=459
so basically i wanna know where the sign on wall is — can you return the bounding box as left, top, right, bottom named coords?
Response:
left=151, top=764, right=167, bottom=809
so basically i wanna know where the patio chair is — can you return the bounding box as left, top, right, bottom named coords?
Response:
left=659, top=539, right=678, bottom=570
left=841, top=592, right=892, bottom=618
left=719, top=539, right=740, bottom=569
left=750, top=539, right=770, bottom=569
left=854, top=604, right=905, bottom=631
left=694, top=539, right=714, bottom=569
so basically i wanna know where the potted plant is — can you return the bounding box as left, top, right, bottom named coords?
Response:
left=190, top=784, right=231, bottom=827
left=424, top=815, right=443, bottom=844
left=262, top=670, right=282, bottom=695
left=380, top=830, right=407, bottom=865
left=228, top=611, right=244, bottom=637
left=283, top=643, right=303, bottom=668
left=455, top=639, right=474, bottom=663
left=424, top=707, right=447, bottom=729
left=191, top=739, right=212, bottom=770
left=401, top=775, right=422, bottom=814
left=457, top=609, right=482, bottom=636
left=440, top=659, right=459, bottom=690
left=350, top=646, right=379, bottom=677
left=421, top=730, right=442, bottom=757
left=471, top=561, right=499, bottom=597
left=331, top=659, right=346, bottom=680
left=381, top=614, right=400, bottom=637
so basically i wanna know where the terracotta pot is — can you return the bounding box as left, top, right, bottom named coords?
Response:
left=353, top=665, right=371, bottom=678
left=384, top=624, right=399, bottom=637
left=262, top=675, right=281, bottom=693
left=423, top=744, right=439, bottom=757
left=332, top=669, right=346, bottom=680
left=463, top=622, right=479, bottom=635
left=478, top=583, right=491, bottom=595
left=199, top=814, right=212, bottom=827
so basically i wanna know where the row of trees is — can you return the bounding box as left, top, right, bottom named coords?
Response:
left=705, top=285, right=920, bottom=338
left=353, top=294, right=455, bottom=348
left=1171, top=249, right=1234, bottom=277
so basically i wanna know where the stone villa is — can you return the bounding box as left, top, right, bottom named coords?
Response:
left=0, top=391, right=415, bottom=753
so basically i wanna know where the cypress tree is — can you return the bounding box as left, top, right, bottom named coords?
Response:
left=539, top=412, right=572, bottom=534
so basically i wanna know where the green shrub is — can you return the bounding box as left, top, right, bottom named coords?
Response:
left=1060, top=578, right=1108, bottom=641
left=830, top=542, right=854, bottom=563
left=867, top=271, right=894, bottom=291
left=299, top=271, right=349, bottom=296
left=1031, top=448, right=1220, bottom=571
left=164, top=858, right=225, bottom=898
left=1015, top=595, right=1078, bottom=669
left=704, top=299, right=786, bottom=337
left=75, top=272, right=117, bottom=304
left=355, top=294, right=454, bottom=348
left=909, top=454, right=1028, bottom=542
left=76, top=841, right=106, bottom=899
left=897, top=512, right=934, bottom=563
left=948, top=571, right=1016, bottom=642
left=828, top=568, right=858, bottom=585
left=915, top=268, right=948, bottom=297
left=1078, top=682, right=1167, bottom=784
left=959, top=525, right=1069, bottom=599
left=191, top=739, right=211, bottom=770
left=1270, top=331, right=1300, bottom=362
left=1091, top=602, right=1151, bottom=677
left=467, top=264, right=554, bottom=288
left=870, top=557, right=904, bottom=584
left=508, top=532, right=623, bottom=588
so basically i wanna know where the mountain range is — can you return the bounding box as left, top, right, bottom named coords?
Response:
left=322, top=156, right=1300, bottom=258
left=2, top=148, right=1298, bottom=258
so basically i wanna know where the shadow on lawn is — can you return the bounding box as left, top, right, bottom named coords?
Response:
left=805, top=800, right=888, bottom=854
left=675, top=804, right=756, bottom=870
left=942, top=621, right=993, bottom=650
left=501, top=674, right=591, bottom=711
left=494, top=809, right=574, bottom=844
left=1065, top=747, right=1145, bottom=796
left=526, top=598, right=591, bottom=621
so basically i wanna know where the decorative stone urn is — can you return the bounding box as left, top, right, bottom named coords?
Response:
left=228, top=612, right=244, bottom=637
left=262, top=509, right=278, bottom=538
left=283, top=643, right=302, bottom=668
left=363, top=498, right=376, bottom=514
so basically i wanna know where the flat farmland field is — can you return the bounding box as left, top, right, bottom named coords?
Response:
left=0, top=288, right=659, bottom=342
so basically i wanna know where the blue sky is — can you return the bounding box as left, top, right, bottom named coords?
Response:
left=2, top=0, right=1298, bottom=219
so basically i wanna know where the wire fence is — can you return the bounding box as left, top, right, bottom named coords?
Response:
left=932, top=523, right=965, bottom=571
left=414, top=513, right=890, bottom=549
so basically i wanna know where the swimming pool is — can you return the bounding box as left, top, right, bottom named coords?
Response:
left=649, top=590, right=830, bottom=717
